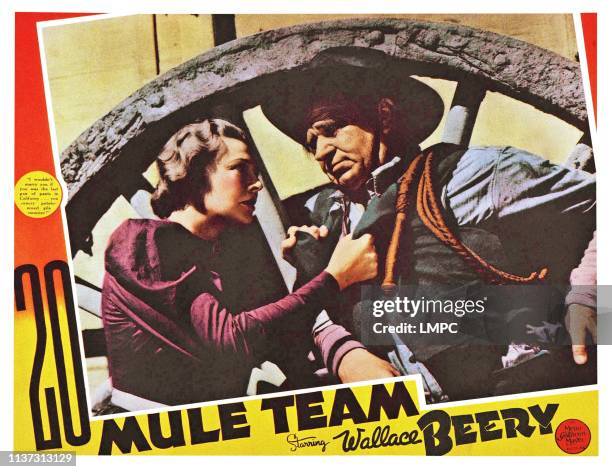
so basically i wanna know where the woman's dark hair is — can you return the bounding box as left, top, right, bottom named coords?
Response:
left=150, top=119, right=248, bottom=218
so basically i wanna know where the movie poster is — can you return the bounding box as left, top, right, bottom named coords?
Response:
left=10, top=5, right=603, bottom=461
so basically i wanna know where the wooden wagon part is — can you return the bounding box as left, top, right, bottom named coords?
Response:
left=60, top=18, right=591, bottom=259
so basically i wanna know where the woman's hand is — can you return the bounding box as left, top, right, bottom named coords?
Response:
left=281, top=225, right=329, bottom=264
left=325, top=233, right=378, bottom=290
left=338, top=348, right=400, bottom=383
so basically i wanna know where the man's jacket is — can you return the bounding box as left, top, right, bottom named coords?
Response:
left=292, top=143, right=596, bottom=364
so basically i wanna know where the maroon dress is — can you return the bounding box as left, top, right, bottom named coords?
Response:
left=102, top=219, right=340, bottom=405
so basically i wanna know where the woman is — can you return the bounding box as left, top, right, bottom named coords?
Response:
left=99, top=118, right=378, bottom=411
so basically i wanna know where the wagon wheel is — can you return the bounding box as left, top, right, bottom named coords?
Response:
left=62, top=19, right=593, bottom=367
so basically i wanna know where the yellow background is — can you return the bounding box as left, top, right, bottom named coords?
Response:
left=14, top=355, right=598, bottom=456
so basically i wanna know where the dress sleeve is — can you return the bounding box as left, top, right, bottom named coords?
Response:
left=189, top=270, right=339, bottom=356
left=565, top=231, right=597, bottom=308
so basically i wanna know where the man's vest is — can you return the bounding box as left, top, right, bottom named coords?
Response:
left=292, top=144, right=566, bottom=363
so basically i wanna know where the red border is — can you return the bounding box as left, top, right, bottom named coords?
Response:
left=581, top=13, right=597, bottom=122
left=14, top=13, right=95, bottom=268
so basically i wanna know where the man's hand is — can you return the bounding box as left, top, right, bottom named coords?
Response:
left=565, top=303, right=597, bottom=365
left=338, top=348, right=399, bottom=383
left=281, top=225, right=329, bottom=264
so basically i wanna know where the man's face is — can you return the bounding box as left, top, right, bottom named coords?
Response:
left=305, top=118, right=377, bottom=192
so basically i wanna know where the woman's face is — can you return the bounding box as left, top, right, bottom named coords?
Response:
left=203, top=137, right=262, bottom=225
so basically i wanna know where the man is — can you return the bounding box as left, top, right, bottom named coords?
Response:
left=262, top=63, right=596, bottom=401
